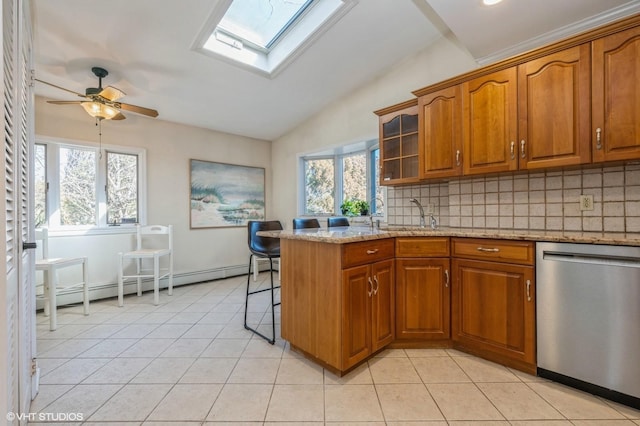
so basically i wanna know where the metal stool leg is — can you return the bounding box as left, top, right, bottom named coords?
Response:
left=244, top=254, right=280, bottom=344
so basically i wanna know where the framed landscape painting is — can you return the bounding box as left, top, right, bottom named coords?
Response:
left=190, top=159, right=265, bottom=228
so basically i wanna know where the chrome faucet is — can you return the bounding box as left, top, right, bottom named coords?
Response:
left=369, top=197, right=385, bottom=230
left=410, top=198, right=438, bottom=229
left=409, top=198, right=426, bottom=228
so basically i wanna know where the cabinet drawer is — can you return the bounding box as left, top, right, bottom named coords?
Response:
left=396, top=237, right=450, bottom=257
left=342, top=239, right=394, bottom=268
left=452, top=238, right=534, bottom=265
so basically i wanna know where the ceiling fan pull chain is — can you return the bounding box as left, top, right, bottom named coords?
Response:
left=96, top=118, right=103, bottom=159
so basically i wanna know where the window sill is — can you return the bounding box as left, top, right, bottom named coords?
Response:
left=46, top=226, right=139, bottom=237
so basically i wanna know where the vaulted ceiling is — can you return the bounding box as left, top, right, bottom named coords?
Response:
left=32, top=0, right=640, bottom=140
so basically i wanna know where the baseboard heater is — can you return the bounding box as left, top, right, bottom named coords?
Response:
left=37, top=263, right=256, bottom=309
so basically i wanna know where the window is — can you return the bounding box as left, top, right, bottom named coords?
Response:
left=218, top=0, right=315, bottom=50
left=35, top=137, right=146, bottom=231
left=304, top=157, right=334, bottom=214
left=196, top=0, right=355, bottom=76
left=301, top=143, right=382, bottom=217
left=106, top=151, right=139, bottom=224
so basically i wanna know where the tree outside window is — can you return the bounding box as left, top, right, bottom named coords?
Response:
left=60, top=147, right=96, bottom=226
left=107, top=152, right=138, bottom=224
left=305, top=158, right=334, bottom=214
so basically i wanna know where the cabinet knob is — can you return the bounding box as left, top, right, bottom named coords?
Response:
left=596, top=128, right=602, bottom=150
left=444, top=269, right=449, bottom=287
left=510, top=141, right=515, bottom=160
left=367, top=277, right=373, bottom=297
left=373, top=275, right=379, bottom=295
left=456, top=150, right=461, bottom=166
left=526, top=280, right=532, bottom=302
left=366, top=249, right=379, bottom=255
left=520, top=140, right=526, bottom=159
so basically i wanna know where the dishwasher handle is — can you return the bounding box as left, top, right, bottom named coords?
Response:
left=543, top=251, right=640, bottom=268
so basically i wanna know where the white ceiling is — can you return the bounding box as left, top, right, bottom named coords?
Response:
left=32, top=0, right=640, bottom=141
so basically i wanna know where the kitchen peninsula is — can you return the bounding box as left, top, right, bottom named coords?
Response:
left=265, top=226, right=640, bottom=376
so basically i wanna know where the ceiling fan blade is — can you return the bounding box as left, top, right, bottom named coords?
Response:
left=118, top=102, right=158, bottom=118
left=112, top=112, right=126, bottom=120
left=35, top=78, right=86, bottom=98
left=99, top=85, right=126, bottom=102
left=46, top=100, right=83, bottom=105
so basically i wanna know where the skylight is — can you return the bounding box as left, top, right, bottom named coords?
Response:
left=218, top=0, right=315, bottom=50
left=195, top=0, right=356, bottom=77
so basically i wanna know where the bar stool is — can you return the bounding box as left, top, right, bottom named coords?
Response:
left=292, top=218, right=320, bottom=229
left=327, top=216, right=350, bottom=227
left=245, top=220, right=282, bottom=344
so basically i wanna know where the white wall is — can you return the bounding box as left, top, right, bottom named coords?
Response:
left=271, top=34, right=478, bottom=226
left=35, top=96, right=272, bottom=299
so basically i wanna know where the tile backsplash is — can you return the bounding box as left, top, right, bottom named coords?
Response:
left=386, top=163, right=640, bottom=233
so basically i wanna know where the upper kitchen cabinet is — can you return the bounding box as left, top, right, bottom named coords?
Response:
left=375, top=100, right=420, bottom=185
left=518, top=44, right=592, bottom=169
left=592, top=25, right=640, bottom=163
left=417, top=86, right=463, bottom=179
left=462, top=68, right=518, bottom=176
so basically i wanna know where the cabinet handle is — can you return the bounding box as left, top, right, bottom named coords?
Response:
left=477, top=247, right=500, bottom=253
left=596, top=128, right=602, bottom=150
left=526, top=280, right=532, bottom=302
left=373, top=275, right=379, bottom=295
left=367, top=277, right=373, bottom=297
left=456, top=150, right=461, bottom=166
left=520, top=140, right=526, bottom=159
left=366, top=249, right=379, bottom=255
left=510, top=141, right=515, bottom=160
left=444, top=269, right=449, bottom=287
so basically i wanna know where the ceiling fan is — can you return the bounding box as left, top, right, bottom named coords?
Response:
left=35, top=66, right=159, bottom=121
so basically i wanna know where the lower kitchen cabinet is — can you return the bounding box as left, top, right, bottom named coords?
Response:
left=280, top=238, right=395, bottom=375
left=451, top=238, right=536, bottom=373
left=342, top=259, right=395, bottom=369
left=394, top=237, right=451, bottom=342
left=396, top=258, right=450, bottom=340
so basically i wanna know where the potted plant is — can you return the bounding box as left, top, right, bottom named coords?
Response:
left=355, top=200, right=369, bottom=216
left=340, top=199, right=359, bottom=216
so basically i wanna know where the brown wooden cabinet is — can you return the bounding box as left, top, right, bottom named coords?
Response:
left=592, top=24, right=640, bottom=163
left=395, top=237, right=450, bottom=341
left=375, top=100, right=420, bottom=185
left=518, top=44, right=592, bottom=169
left=342, top=258, right=395, bottom=369
left=451, top=238, right=536, bottom=373
left=418, top=86, right=462, bottom=179
left=462, top=67, right=519, bottom=175
left=281, top=237, right=394, bottom=374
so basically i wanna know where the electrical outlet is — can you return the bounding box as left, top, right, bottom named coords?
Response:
left=426, top=203, right=435, bottom=214
left=579, top=195, right=594, bottom=211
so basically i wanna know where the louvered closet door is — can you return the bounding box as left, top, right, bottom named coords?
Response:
left=3, top=0, right=21, bottom=420
left=18, top=0, right=35, bottom=407
left=2, top=0, right=35, bottom=420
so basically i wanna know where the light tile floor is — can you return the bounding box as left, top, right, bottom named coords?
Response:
left=30, top=273, right=640, bottom=425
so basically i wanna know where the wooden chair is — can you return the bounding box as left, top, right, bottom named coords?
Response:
left=117, top=224, right=173, bottom=306
left=35, top=228, right=89, bottom=331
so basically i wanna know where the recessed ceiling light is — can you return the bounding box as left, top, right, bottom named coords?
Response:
left=483, top=0, right=503, bottom=5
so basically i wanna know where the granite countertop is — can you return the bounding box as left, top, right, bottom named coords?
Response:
left=258, top=225, right=640, bottom=247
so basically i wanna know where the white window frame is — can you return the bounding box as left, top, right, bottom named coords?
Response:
left=36, top=135, right=147, bottom=235
left=298, top=140, right=382, bottom=217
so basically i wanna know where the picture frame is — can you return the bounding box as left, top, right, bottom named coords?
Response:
left=190, top=159, right=265, bottom=228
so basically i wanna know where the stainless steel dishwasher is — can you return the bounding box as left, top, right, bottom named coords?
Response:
left=537, top=242, right=640, bottom=409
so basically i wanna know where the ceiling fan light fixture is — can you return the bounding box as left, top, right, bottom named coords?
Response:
left=81, top=101, right=119, bottom=120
